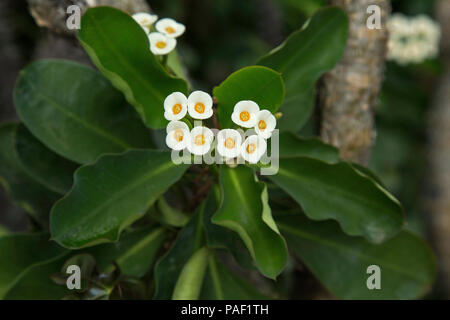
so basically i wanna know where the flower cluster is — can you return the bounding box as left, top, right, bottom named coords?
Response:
left=132, top=12, right=185, bottom=56
left=387, top=14, right=441, bottom=65
left=164, top=91, right=277, bottom=164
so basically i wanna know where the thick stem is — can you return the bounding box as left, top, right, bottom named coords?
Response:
left=425, top=0, right=450, bottom=298
left=27, top=0, right=150, bottom=35
left=319, top=0, right=390, bottom=165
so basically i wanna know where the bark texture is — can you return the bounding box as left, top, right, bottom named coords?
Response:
left=425, top=0, right=450, bottom=298
left=28, top=0, right=150, bottom=35
left=319, top=0, right=390, bottom=164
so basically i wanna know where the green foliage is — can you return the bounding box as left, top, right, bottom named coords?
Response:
left=271, top=158, right=404, bottom=243
left=50, top=150, right=188, bottom=248
left=258, top=7, right=348, bottom=131
left=15, top=60, right=152, bottom=164
left=0, top=4, right=437, bottom=301
left=214, top=66, right=285, bottom=128
left=78, top=7, right=188, bottom=129
left=278, top=213, right=436, bottom=299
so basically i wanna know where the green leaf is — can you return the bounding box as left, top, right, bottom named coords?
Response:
left=0, top=226, right=9, bottom=236
left=14, top=124, right=78, bottom=195
left=277, top=213, right=436, bottom=299
left=4, top=254, right=70, bottom=300
left=15, top=60, right=152, bottom=164
left=154, top=196, right=190, bottom=228
left=200, top=253, right=268, bottom=300
left=270, top=158, right=404, bottom=243
left=0, top=233, right=67, bottom=298
left=0, top=123, right=64, bottom=225
left=257, top=7, right=348, bottom=131
left=278, top=131, right=339, bottom=162
left=214, top=66, right=285, bottom=128
left=351, top=163, right=386, bottom=188
left=78, top=7, right=188, bottom=129
left=213, top=165, right=287, bottom=279
left=154, top=208, right=205, bottom=299
left=172, top=246, right=210, bottom=300
left=203, top=187, right=255, bottom=270
left=87, top=226, right=166, bottom=277
left=50, top=150, right=188, bottom=248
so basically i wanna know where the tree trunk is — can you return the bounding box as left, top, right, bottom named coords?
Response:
left=425, top=0, right=450, bottom=298
left=28, top=0, right=150, bottom=35
left=319, top=0, right=390, bottom=165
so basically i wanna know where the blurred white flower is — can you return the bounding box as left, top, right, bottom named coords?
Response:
left=254, top=110, right=276, bottom=139
left=387, top=14, right=441, bottom=65
left=149, top=32, right=177, bottom=55
left=164, top=92, right=188, bottom=121
left=231, top=100, right=260, bottom=128
left=241, top=135, right=267, bottom=164
left=187, top=126, right=214, bottom=156
left=217, top=129, right=242, bottom=159
left=132, top=12, right=158, bottom=33
left=166, top=121, right=190, bottom=151
left=188, top=91, right=214, bottom=120
left=156, top=18, right=186, bottom=38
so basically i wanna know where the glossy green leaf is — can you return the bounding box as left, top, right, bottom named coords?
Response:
left=0, top=123, right=64, bottom=225
left=15, top=60, right=152, bottom=164
left=78, top=7, right=188, bottom=129
left=258, top=7, right=348, bottom=131
left=154, top=197, right=190, bottom=228
left=351, top=163, right=386, bottom=188
left=213, top=165, right=287, bottom=279
left=14, top=124, right=78, bottom=195
left=214, top=66, right=285, bottom=128
left=200, top=253, right=268, bottom=300
left=172, top=246, right=209, bottom=300
left=202, top=187, right=255, bottom=270
left=4, top=254, right=70, bottom=300
left=278, top=131, right=339, bottom=162
left=277, top=213, right=436, bottom=299
left=0, top=233, right=67, bottom=298
left=270, top=158, right=404, bottom=243
left=87, top=226, right=166, bottom=277
left=50, top=150, right=188, bottom=248
left=154, top=209, right=205, bottom=299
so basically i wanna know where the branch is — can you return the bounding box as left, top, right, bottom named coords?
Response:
left=319, top=0, right=390, bottom=165
left=27, top=0, right=150, bottom=35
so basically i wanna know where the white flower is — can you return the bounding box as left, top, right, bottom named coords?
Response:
left=254, top=110, right=276, bottom=139
left=231, top=100, right=260, bottom=128
left=241, top=135, right=267, bottom=164
left=156, top=18, right=186, bottom=38
left=387, top=14, right=441, bottom=65
left=187, top=91, right=213, bottom=119
left=166, top=121, right=190, bottom=151
left=132, top=12, right=158, bottom=33
left=149, top=32, right=177, bottom=56
left=187, top=126, right=214, bottom=156
left=164, top=92, right=188, bottom=121
left=217, top=129, right=242, bottom=159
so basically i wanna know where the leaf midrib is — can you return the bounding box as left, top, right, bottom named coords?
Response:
left=25, top=80, right=131, bottom=150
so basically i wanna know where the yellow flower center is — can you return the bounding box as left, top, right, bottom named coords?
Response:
left=156, top=41, right=167, bottom=49
left=165, top=26, right=176, bottom=34
left=246, top=143, right=257, bottom=154
left=172, top=103, right=182, bottom=115
left=240, top=111, right=250, bottom=122
left=173, top=129, right=184, bottom=142
left=194, top=134, right=206, bottom=146
left=141, top=19, right=149, bottom=25
left=224, top=137, right=236, bottom=149
left=195, top=102, right=205, bottom=114
left=258, top=120, right=267, bottom=130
